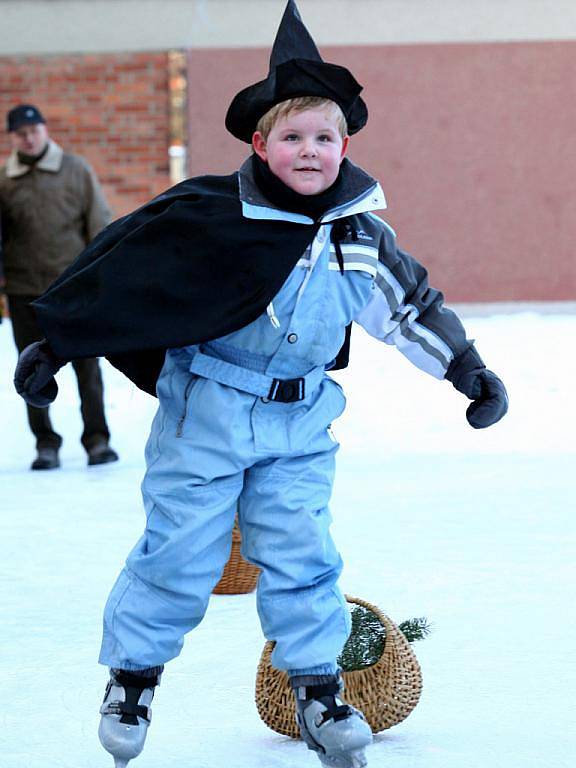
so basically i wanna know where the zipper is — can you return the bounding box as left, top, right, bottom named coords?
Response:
left=176, top=376, right=196, bottom=437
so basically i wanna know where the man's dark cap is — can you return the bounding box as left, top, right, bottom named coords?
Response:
left=225, top=0, right=368, bottom=143
left=7, top=104, right=46, bottom=132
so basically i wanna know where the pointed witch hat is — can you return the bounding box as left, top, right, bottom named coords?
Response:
left=225, top=0, right=368, bottom=143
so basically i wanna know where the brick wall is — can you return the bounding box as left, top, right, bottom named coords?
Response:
left=0, top=51, right=171, bottom=219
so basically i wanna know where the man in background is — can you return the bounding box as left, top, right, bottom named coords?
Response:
left=0, top=104, right=118, bottom=470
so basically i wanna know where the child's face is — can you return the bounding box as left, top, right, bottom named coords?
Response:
left=252, top=107, right=349, bottom=196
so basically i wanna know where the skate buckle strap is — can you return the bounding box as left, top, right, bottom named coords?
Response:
left=104, top=699, right=152, bottom=725
left=104, top=670, right=159, bottom=726
left=297, top=681, right=342, bottom=700
left=114, top=670, right=160, bottom=689
left=315, top=703, right=354, bottom=727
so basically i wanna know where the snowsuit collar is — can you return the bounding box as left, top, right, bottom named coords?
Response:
left=238, top=156, right=386, bottom=223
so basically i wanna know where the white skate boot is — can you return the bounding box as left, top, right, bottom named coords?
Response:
left=291, top=674, right=372, bottom=768
left=98, top=667, right=162, bottom=768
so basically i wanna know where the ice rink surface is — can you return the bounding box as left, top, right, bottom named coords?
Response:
left=1, top=309, right=574, bottom=768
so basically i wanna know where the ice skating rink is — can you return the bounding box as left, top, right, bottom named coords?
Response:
left=1, top=308, right=574, bottom=768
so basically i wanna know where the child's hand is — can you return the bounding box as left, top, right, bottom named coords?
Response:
left=455, top=368, right=508, bottom=429
left=13, top=340, right=64, bottom=407
left=446, top=347, right=508, bottom=429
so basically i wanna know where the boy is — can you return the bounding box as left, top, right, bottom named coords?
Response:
left=14, top=3, right=507, bottom=768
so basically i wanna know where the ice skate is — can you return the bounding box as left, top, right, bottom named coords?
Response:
left=291, top=674, right=372, bottom=768
left=98, top=668, right=161, bottom=768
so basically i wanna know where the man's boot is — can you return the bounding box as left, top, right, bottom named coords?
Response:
left=31, top=447, right=60, bottom=470
left=88, top=442, right=119, bottom=466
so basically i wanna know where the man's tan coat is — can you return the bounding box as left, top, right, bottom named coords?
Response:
left=0, top=140, right=112, bottom=295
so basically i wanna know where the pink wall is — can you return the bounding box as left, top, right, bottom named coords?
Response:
left=188, top=40, right=576, bottom=302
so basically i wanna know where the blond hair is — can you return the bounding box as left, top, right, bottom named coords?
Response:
left=256, top=97, right=348, bottom=139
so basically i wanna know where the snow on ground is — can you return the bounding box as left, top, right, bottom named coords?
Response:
left=1, top=309, right=575, bottom=768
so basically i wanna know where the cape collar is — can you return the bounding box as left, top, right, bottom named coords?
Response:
left=237, top=155, right=386, bottom=224
left=5, top=139, right=64, bottom=178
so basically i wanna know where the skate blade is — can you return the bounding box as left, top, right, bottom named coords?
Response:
left=318, top=749, right=368, bottom=768
left=319, top=748, right=368, bottom=768
left=349, top=751, right=368, bottom=768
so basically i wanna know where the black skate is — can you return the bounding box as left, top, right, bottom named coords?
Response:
left=98, top=668, right=161, bottom=768
left=291, top=674, right=373, bottom=768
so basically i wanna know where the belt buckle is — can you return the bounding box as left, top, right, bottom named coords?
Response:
left=268, top=377, right=305, bottom=403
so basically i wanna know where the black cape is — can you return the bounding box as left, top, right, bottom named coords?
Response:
left=33, top=172, right=347, bottom=396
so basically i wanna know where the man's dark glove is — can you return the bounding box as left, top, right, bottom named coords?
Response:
left=446, top=346, right=508, bottom=429
left=14, top=340, right=65, bottom=408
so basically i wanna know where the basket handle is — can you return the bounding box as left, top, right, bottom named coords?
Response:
left=344, top=594, right=407, bottom=671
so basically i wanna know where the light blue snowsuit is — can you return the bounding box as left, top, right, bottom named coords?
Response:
left=99, top=160, right=460, bottom=675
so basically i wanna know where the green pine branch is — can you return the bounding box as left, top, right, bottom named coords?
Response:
left=398, top=617, right=432, bottom=643
left=337, top=605, right=431, bottom=672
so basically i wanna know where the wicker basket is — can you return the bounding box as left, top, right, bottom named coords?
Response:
left=255, top=595, right=423, bottom=736
left=212, top=522, right=261, bottom=595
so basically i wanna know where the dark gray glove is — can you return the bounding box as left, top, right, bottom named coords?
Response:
left=14, top=340, right=65, bottom=408
left=446, top=346, right=508, bottom=429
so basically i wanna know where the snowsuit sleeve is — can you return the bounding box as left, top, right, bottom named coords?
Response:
left=354, top=220, right=472, bottom=379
